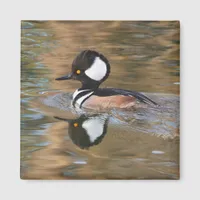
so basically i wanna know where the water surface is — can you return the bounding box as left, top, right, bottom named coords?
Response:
left=21, top=21, right=180, bottom=179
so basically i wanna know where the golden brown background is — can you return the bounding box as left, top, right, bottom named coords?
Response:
left=21, top=21, right=179, bottom=179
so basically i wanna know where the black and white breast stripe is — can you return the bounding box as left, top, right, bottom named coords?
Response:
left=72, top=87, right=158, bottom=108
left=72, top=89, right=94, bottom=108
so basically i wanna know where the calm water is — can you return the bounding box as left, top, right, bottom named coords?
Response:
left=21, top=21, right=180, bottom=179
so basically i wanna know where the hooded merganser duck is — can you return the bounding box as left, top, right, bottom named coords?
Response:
left=56, top=50, right=157, bottom=110
left=54, top=114, right=108, bottom=149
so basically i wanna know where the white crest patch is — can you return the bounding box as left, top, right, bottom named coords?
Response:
left=85, top=57, right=107, bottom=81
left=82, top=117, right=106, bottom=143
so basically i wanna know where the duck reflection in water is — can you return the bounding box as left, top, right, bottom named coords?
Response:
left=54, top=114, right=109, bottom=149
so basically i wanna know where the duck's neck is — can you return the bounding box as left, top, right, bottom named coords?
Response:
left=80, top=82, right=100, bottom=91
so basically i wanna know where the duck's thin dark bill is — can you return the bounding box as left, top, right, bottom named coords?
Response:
left=55, top=73, right=73, bottom=80
left=54, top=116, right=72, bottom=122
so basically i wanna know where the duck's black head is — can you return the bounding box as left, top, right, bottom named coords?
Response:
left=54, top=114, right=108, bottom=149
left=56, top=50, right=110, bottom=89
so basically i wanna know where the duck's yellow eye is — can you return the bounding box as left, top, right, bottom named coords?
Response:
left=76, top=70, right=81, bottom=74
left=73, top=123, right=78, bottom=127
